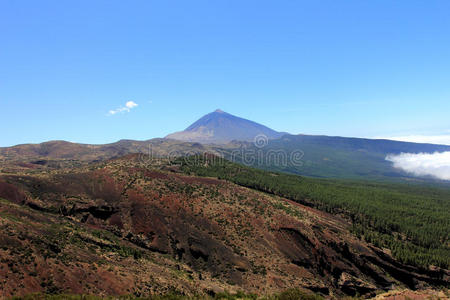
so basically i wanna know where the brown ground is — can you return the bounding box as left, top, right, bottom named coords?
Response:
left=373, top=289, right=449, bottom=299
left=0, top=155, right=448, bottom=298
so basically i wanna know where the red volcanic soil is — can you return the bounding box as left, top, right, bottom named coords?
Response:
left=0, top=181, right=27, bottom=204
left=0, top=158, right=448, bottom=298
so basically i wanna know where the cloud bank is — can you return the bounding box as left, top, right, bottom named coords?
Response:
left=376, top=135, right=450, bottom=146
left=108, top=101, right=138, bottom=115
left=386, top=152, right=450, bottom=180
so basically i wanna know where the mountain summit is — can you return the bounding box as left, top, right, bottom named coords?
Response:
left=165, top=110, right=284, bottom=143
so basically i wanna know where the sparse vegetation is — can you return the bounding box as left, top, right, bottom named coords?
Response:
left=10, top=288, right=323, bottom=300
left=178, top=155, right=450, bottom=268
left=1, top=155, right=448, bottom=298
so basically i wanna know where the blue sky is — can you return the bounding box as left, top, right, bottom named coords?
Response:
left=1, top=0, right=450, bottom=147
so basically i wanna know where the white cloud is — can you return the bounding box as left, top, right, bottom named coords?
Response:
left=125, top=101, right=138, bottom=109
left=375, top=135, right=450, bottom=146
left=108, top=101, right=138, bottom=115
left=386, top=152, right=450, bottom=180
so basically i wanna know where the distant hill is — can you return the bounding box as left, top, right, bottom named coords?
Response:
left=230, top=134, right=450, bottom=180
left=2, top=111, right=450, bottom=181
left=165, top=109, right=285, bottom=143
left=0, top=139, right=209, bottom=163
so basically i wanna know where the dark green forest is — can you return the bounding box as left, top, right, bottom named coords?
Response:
left=176, top=155, right=450, bottom=269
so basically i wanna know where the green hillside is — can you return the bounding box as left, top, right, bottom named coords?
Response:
left=177, top=155, right=450, bottom=269
left=222, top=134, right=450, bottom=180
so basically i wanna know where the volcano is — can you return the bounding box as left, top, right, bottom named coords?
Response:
left=165, top=109, right=285, bottom=143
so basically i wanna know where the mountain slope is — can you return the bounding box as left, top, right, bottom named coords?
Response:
left=3, top=111, right=450, bottom=182
left=179, top=155, right=450, bottom=269
left=166, top=109, right=284, bottom=143
left=1, top=155, right=448, bottom=297
left=226, top=134, right=450, bottom=180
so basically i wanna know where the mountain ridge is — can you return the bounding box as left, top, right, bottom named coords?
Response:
left=2, top=111, right=450, bottom=181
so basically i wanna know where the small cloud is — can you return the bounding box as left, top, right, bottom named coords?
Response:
left=386, top=152, right=450, bottom=180
left=125, top=101, right=138, bottom=109
left=108, top=101, right=138, bottom=115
